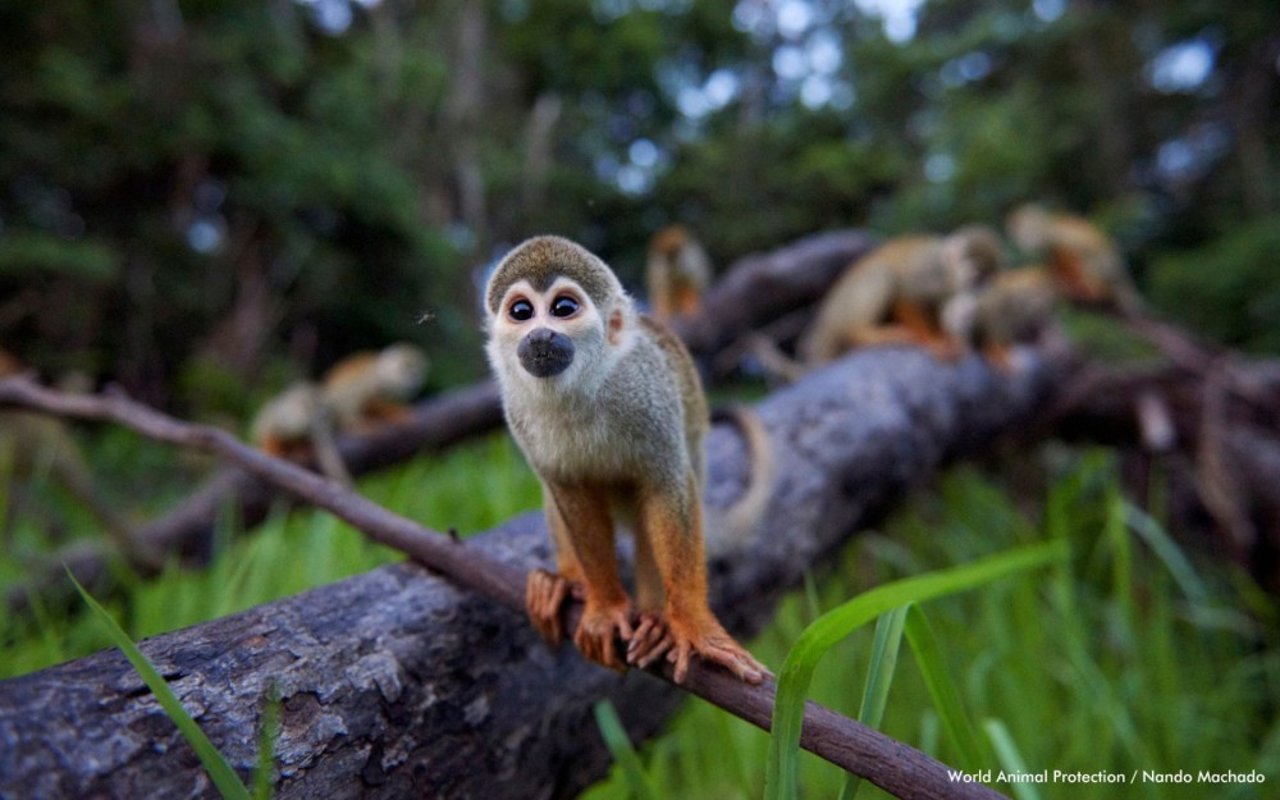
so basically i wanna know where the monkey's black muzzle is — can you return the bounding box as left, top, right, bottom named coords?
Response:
left=518, top=327, right=574, bottom=378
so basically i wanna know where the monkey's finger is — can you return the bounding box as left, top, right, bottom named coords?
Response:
left=626, top=616, right=657, bottom=655
left=525, top=570, right=567, bottom=643
left=626, top=617, right=672, bottom=666
left=632, top=632, right=673, bottom=669
left=669, top=644, right=693, bottom=684
left=698, top=642, right=768, bottom=685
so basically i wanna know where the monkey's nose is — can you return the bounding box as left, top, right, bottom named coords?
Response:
left=518, top=328, right=575, bottom=378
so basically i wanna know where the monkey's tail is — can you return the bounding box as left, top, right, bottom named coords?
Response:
left=743, top=333, right=808, bottom=384
left=709, top=405, right=775, bottom=549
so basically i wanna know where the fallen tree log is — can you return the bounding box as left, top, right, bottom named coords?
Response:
left=0, top=347, right=1050, bottom=798
left=8, top=230, right=875, bottom=615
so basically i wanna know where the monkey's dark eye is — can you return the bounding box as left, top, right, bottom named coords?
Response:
left=551, top=295, right=580, bottom=318
left=509, top=299, right=534, bottom=321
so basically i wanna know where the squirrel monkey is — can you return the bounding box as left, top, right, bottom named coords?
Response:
left=0, top=352, right=152, bottom=564
left=249, top=381, right=351, bottom=484
left=320, top=342, right=428, bottom=433
left=796, top=225, right=1004, bottom=367
left=485, top=235, right=769, bottom=684
left=1006, top=204, right=1141, bottom=312
left=646, top=224, right=712, bottom=322
left=944, top=266, right=1059, bottom=371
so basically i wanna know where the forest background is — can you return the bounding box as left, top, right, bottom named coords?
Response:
left=2, top=1, right=1279, bottom=797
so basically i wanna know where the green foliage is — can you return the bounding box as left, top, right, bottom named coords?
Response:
left=593, top=701, right=659, bottom=800
left=585, top=456, right=1280, bottom=799
left=1147, top=215, right=1280, bottom=353
left=764, top=540, right=1066, bottom=800
left=839, top=605, right=908, bottom=800
left=0, top=432, right=540, bottom=679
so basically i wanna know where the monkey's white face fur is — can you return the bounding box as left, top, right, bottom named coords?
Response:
left=486, top=276, right=637, bottom=401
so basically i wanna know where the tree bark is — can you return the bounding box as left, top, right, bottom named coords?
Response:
left=0, top=346, right=1051, bottom=798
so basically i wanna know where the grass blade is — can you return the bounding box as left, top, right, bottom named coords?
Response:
left=839, top=604, right=908, bottom=800
left=983, top=718, right=1042, bottom=800
left=593, top=700, right=658, bottom=800
left=903, top=604, right=985, bottom=773
left=69, top=570, right=251, bottom=800
left=764, top=540, right=1067, bottom=800
left=1124, top=502, right=1208, bottom=602
left=252, top=688, right=280, bottom=800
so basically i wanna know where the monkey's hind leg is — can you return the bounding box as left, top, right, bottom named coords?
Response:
left=892, top=299, right=960, bottom=361
left=627, top=517, right=674, bottom=667
left=526, top=485, right=588, bottom=645
left=627, top=483, right=768, bottom=684
left=357, top=399, right=415, bottom=430
left=535, top=484, right=634, bottom=672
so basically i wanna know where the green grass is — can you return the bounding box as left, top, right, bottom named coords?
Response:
left=3, top=436, right=1278, bottom=800
left=584, top=454, right=1280, bottom=799
left=0, top=432, right=541, bottom=679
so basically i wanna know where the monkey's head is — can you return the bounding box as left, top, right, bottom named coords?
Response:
left=941, top=225, right=1004, bottom=290
left=1006, top=204, right=1052, bottom=252
left=375, top=343, right=428, bottom=399
left=485, top=236, right=633, bottom=390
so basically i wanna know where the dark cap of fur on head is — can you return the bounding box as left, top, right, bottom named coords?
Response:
left=485, top=236, right=625, bottom=317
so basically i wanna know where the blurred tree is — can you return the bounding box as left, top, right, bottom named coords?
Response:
left=1, top=0, right=1277, bottom=415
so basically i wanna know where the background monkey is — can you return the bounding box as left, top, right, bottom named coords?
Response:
left=485, top=235, right=769, bottom=684
left=320, top=342, right=428, bottom=433
left=1006, top=204, right=1141, bottom=312
left=646, top=224, right=713, bottom=323
left=0, top=352, right=153, bottom=564
left=249, top=381, right=351, bottom=484
left=944, top=266, right=1060, bottom=371
left=787, top=225, right=1004, bottom=371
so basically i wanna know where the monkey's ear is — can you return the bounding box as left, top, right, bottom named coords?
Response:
left=607, top=308, right=625, bottom=345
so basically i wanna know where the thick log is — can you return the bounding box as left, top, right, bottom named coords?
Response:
left=0, top=347, right=1050, bottom=798
left=672, top=229, right=874, bottom=357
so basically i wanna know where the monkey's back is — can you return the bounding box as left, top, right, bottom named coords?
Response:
left=639, top=315, right=708, bottom=483
left=800, top=236, right=940, bottom=363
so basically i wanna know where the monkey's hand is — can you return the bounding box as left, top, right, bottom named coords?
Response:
left=574, top=597, right=635, bottom=673
left=525, top=568, right=583, bottom=644
left=628, top=612, right=769, bottom=685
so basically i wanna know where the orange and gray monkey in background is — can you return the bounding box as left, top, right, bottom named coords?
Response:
left=748, top=225, right=1004, bottom=380
left=646, top=224, right=713, bottom=323
left=1006, top=204, right=1142, bottom=313
left=249, top=342, right=427, bottom=482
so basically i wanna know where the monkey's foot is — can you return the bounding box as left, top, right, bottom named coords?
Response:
left=626, top=611, right=674, bottom=668
left=574, top=600, right=635, bottom=673
left=982, top=344, right=1014, bottom=373
left=628, top=614, right=769, bottom=685
left=525, top=568, right=580, bottom=645
left=925, top=337, right=962, bottom=362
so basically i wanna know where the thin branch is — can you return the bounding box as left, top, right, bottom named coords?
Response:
left=0, top=374, right=1004, bottom=800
